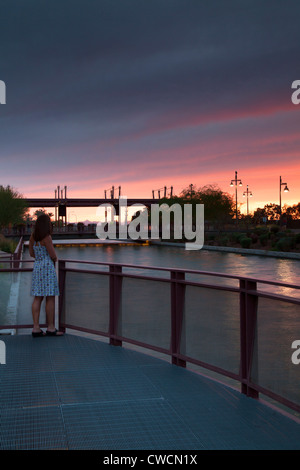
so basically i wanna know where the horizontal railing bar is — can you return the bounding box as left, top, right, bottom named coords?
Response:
left=60, top=326, right=171, bottom=357
left=248, top=383, right=300, bottom=414
left=0, top=268, right=33, bottom=273
left=60, top=266, right=300, bottom=301
left=175, top=281, right=240, bottom=293
left=110, top=334, right=171, bottom=356
left=0, top=259, right=34, bottom=263
left=59, top=267, right=111, bottom=276
left=255, top=280, right=300, bottom=290
left=0, top=323, right=47, bottom=330
left=171, top=278, right=240, bottom=293
left=174, top=353, right=241, bottom=382
left=60, top=323, right=109, bottom=338
left=61, top=259, right=242, bottom=279
left=61, top=266, right=241, bottom=292
left=2, top=257, right=299, bottom=290
left=58, top=258, right=300, bottom=289
left=247, top=289, right=300, bottom=305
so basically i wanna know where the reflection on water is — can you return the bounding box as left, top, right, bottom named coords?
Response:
left=54, top=244, right=300, bottom=279
left=51, top=244, right=300, bottom=295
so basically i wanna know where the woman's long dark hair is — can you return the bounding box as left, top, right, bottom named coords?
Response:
left=32, top=214, right=53, bottom=241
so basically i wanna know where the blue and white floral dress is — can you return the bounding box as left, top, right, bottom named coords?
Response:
left=31, top=242, right=59, bottom=296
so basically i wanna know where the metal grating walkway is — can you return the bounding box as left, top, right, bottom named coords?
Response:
left=0, top=334, right=300, bottom=450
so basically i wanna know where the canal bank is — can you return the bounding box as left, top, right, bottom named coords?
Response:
left=149, top=240, right=300, bottom=260
left=22, top=238, right=300, bottom=260
left=23, top=238, right=147, bottom=248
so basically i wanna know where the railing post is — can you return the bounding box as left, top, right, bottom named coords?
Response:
left=58, top=260, right=66, bottom=333
left=171, top=271, right=186, bottom=367
left=240, top=279, right=259, bottom=399
left=12, top=236, right=23, bottom=269
left=109, top=265, right=122, bottom=346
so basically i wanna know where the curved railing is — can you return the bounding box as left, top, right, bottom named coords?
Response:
left=0, top=257, right=300, bottom=414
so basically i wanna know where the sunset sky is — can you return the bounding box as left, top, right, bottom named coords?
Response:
left=1, top=0, right=300, bottom=222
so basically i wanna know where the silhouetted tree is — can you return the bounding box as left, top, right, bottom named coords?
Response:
left=285, top=203, right=300, bottom=219
left=156, top=184, right=234, bottom=229
left=33, top=209, right=54, bottom=219
left=0, top=185, right=28, bottom=230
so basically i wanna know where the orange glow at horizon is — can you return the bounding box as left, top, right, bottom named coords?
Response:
left=14, top=95, right=300, bottom=223
left=25, top=162, right=300, bottom=223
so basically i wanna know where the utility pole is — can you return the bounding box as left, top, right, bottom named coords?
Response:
left=230, top=171, right=242, bottom=224
left=243, top=185, right=253, bottom=216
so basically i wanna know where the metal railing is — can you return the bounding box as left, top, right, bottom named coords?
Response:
left=0, top=257, right=299, bottom=414
left=57, top=259, right=300, bottom=413
left=12, top=236, right=23, bottom=268
left=0, top=236, right=23, bottom=268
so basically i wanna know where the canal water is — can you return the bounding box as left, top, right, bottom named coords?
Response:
left=52, top=242, right=300, bottom=301
left=53, top=242, right=300, bottom=285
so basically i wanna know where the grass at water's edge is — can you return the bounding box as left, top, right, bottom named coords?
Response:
left=0, top=234, right=17, bottom=254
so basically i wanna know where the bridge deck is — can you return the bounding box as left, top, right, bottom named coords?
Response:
left=25, top=198, right=160, bottom=207
left=1, top=333, right=300, bottom=451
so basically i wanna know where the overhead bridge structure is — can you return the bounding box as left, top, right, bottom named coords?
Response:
left=24, top=198, right=160, bottom=208
left=25, top=197, right=161, bottom=222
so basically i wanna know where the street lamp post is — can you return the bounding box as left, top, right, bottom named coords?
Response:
left=243, top=185, right=253, bottom=216
left=279, top=176, right=289, bottom=218
left=230, top=170, right=242, bottom=223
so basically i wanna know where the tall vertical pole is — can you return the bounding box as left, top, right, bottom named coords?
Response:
left=279, top=176, right=282, bottom=218
left=54, top=189, right=57, bottom=225
left=57, top=185, right=60, bottom=229
left=279, top=176, right=289, bottom=220
left=240, top=279, right=258, bottom=399
left=230, top=171, right=242, bottom=225
left=171, top=271, right=186, bottom=367
left=109, top=265, right=123, bottom=346
left=243, top=185, right=253, bottom=217
left=235, top=172, right=238, bottom=221
left=64, top=185, right=67, bottom=226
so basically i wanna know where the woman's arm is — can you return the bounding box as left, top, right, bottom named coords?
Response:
left=43, top=235, right=58, bottom=262
left=29, top=234, right=35, bottom=258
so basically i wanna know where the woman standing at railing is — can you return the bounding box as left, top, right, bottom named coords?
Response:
left=29, top=214, right=63, bottom=337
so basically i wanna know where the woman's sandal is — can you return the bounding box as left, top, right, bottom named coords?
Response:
left=32, top=330, right=46, bottom=337
left=46, top=329, right=64, bottom=336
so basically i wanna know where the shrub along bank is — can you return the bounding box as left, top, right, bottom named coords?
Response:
left=204, top=226, right=300, bottom=253
left=0, top=234, right=18, bottom=254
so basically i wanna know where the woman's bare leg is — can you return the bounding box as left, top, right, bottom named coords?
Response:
left=46, top=296, right=63, bottom=335
left=32, top=296, right=44, bottom=332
